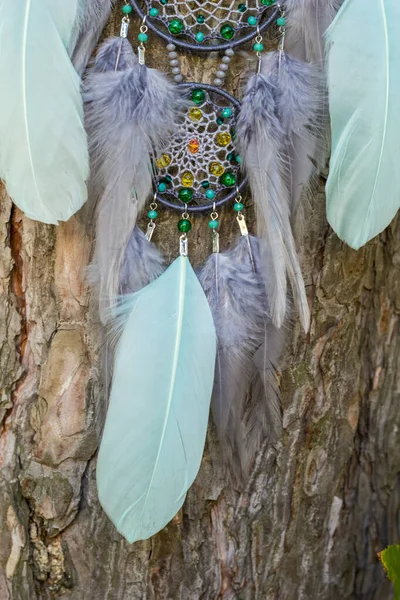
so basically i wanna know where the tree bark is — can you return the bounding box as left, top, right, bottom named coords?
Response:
left=1, top=8, right=399, bottom=600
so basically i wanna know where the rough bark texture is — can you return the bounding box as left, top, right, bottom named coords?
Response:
left=0, top=8, right=399, bottom=600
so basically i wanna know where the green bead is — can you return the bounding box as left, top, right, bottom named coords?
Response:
left=169, top=18, right=184, bottom=35
left=261, top=0, right=275, bottom=4
left=235, top=155, right=242, bottom=164
left=178, top=188, right=194, bottom=202
left=208, top=220, right=219, bottom=229
left=192, top=88, right=206, bottom=105
left=138, top=32, right=148, bottom=42
left=161, top=175, right=172, bottom=184
left=220, top=24, right=235, bottom=40
left=234, top=202, right=244, bottom=212
left=147, top=210, right=158, bottom=219
left=122, top=4, right=132, bottom=14
left=178, top=219, right=192, bottom=233
left=253, top=42, right=264, bottom=52
left=149, top=7, right=159, bottom=16
left=276, top=17, right=286, bottom=26
left=222, top=107, right=233, bottom=118
left=160, top=0, right=168, bottom=4
left=227, top=152, right=234, bottom=161
left=205, top=189, right=215, bottom=200
left=220, top=171, right=237, bottom=187
left=247, top=15, right=257, bottom=26
left=197, top=14, right=205, bottom=23
left=238, top=3, right=247, bottom=12
left=230, top=128, right=236, bottom=140
left=216, top=117, right=224, bottom=125
left=158, top=182, right=167, bottom=192
left=201, top=180, right=210, bottom=188
left=196, top=32, right=205, bottom=43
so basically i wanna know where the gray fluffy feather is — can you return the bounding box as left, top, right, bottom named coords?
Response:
left=71, top=0, right=115, bottom=75
left=262, top=52, right=324, bottom=141
left=281, top=1, right=341, bottom=209
left=87, top=226, right=164, bottom=294
left=261, top=51, right=326, bottom=208
left=200, top=235, right=283, bottom=480
left=84, top=40, right=181, bottom=320
left=119, top=227, right=165, bottom=295
left=283, top=0, right=342, bottom=63
left=90, top=36, right=137, bottom=74
left=236, top=65, right=310, bottom=331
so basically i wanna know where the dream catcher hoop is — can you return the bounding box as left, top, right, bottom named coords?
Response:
left=155, top=83, right=246, bottom=213
left=130, top=0, right=279, bottom=52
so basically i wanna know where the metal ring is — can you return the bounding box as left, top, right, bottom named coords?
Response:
left=130, top=0, right=279, bottom=53
left=155, top=83, right=247, bottom=213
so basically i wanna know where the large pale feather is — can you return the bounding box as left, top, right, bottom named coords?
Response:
left=71, top=0, right=114, bottom=75
left=236, top=70, right=310, bottom=331
left=97, top=257, right=217, bottom=543
left=0, top=0, right=88, bottom=225
left=326, top=0, right=400, bottom=249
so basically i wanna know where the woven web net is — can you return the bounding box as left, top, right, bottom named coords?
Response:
left=140, top=0, right=272, bottom=44
left=155, top=88, right=242, bottom=209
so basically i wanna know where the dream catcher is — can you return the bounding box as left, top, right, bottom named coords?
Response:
left=83, top=0, right=320, bottom=545
left=4, top=0, right=389, bottom=546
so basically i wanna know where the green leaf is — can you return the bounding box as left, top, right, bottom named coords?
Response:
left=379, top=544, right=400, bottom=599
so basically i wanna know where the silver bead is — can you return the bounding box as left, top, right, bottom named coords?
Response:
left=219, top=63, right=229, bottom=71
left=225, top=48, right=234, bottom=56
left=222, top=56, right=231, bottom=63
left=214, top=78, right=223, bottom=86
left=171, top=67, right=181, bottom=75
left=174, top=74, right=183, bottom=82
left=167, top=43, right=176, bottom=51
left=170, top=59, right=179, bottom=66
left=168, top=51, right=178, bottom=59
left=216, top=70, right=226, bottom=78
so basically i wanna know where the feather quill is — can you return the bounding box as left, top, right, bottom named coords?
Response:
left=200, top=235, right=283, bottom=478
left=71, top=0, right=115, bottom=75
left=0, top=0, right=89, bottom=224
left=326, top=0, right=400, bottom=249
left=84, top=39, right=181, bottom=318
left=97, top=256, right=217, bottom=543
left=236, top=65, right=310, bottom=331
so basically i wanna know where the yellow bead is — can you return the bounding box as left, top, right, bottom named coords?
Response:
left=156, top=154, right=171, bottom=168
left=188, top=139, right=200, bottom=154
left=215, top=132, right=232, bottom=147
left=188, top=108, right=203, bottom=122
left=181, top=171, right=194, bottom=187
left=209, top=162, right=225, bottom=176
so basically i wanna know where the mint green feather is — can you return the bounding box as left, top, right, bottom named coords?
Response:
left=0, top=0, right=88, bottom=224
left=326, top=0, right=400, bottom=249
left=97, top=257, right=217, bottom=543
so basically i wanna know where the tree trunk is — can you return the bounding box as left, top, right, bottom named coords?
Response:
left=1, top=8, right=399, bottom=600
